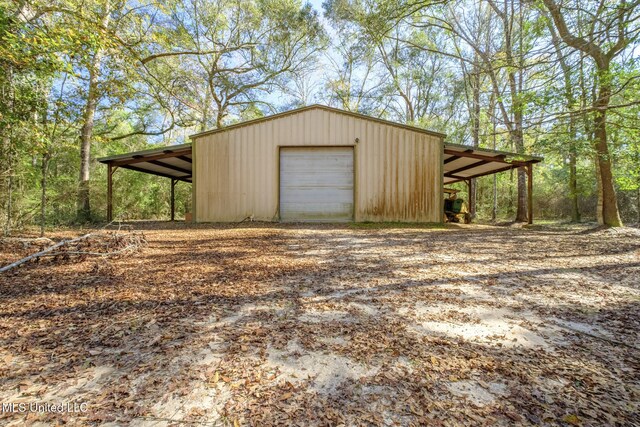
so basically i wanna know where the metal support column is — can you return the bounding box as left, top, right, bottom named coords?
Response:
left=170, top=178, right=176, bottom=221
left=527, top=164, right=533, bottom=225
left=107, top=164, right=113, bottom=222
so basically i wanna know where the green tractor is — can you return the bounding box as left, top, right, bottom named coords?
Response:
left=444, top=188, right=471, bottom=224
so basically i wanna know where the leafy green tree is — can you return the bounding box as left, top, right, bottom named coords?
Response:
left=542, top=0, right=639, bottom=226
left=148, top=0, right=325, bottom=129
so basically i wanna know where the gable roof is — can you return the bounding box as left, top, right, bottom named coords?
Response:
left=188, top=104, right=448, bottom=140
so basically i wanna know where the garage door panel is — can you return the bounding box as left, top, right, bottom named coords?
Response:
left=280, top=203, right=354, bottom=221
left=280, top=147, right=354, bottom=222
left=281, top=176, right=354, bottom=186
left=282, top=160, right=353, bottom=171
left=281, top=187, right=353, bottom=202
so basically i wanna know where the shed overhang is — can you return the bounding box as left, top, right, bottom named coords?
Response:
left=97, top=143, right=193, bottom=182
left=96, top=142, right=541, bottom=187
left=443, top=143, right=542, bottom=185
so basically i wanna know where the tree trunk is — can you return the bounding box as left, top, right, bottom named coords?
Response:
left=569, top=148, right=580, bottom=222
left=636, top=186, right=640, bottom=225
left=77, top=4, right=110, bottom=222
left=215, top=101, right=228, bottom=129
left=200, top=89, right=211, bottom=132
left=566, top=82, right=580, bottom=223
left=508, top=168, right=514, bottom=214
left=468, top=61, right=481, bottom=219
left=637, top=151, right=640, bottom=225
left=502, top=0, right=527, bottom=222
left=216, top=110, right=224, bottom=129
left=595, top=156, right=603, bottom=224
left=490, top=93, right=497, bottom=222
left=579, top=53, right=595, bottom=222
left=77, top=53, right=101, bottom=222
left=541, top=0, right=624, bottom=227
left=516, top=168, right=527, bottom=222
left=40, top=153, right=50, bottom=237
left=468, top=183, right=477, bottom=220
left=1, top=127, right=11, bottom=235
left=549, top=20, right=580, bottom=222
left=567, top=97, right=580, bottom=222
left=513, top=114, right=527, bottom=222
left=514, top=0, right=528, bottom=223
left=593, top=79, right=622, bottom=226
left=2, top=64, right=14, bottom=236
left=5, top=172, right=12, bottom=236
left=37, top=86, right=49, bottom=237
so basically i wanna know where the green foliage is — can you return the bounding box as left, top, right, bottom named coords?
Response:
left=1, top=0, right=639, bottom=231
left=1, top=0, right=325, bottom=232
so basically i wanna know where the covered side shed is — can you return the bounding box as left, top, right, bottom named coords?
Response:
left=98, top=105, right=541, bottom=223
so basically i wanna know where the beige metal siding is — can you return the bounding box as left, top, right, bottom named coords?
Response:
left=193, top=108, right=443, bottom=222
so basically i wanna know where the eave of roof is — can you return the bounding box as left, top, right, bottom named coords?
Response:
left=97, top=143, right=192, bottom=163
left=443, top=144, right=543, bottom=184
left=444, top=142, right=543, bottom=163
left=97, top=143, right=193, bottom=182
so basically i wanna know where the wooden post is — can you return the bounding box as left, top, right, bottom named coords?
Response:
left=527, top=164, right=533, bottom=225
left=170, top=178, right=176, bottom=221
left=107, top=163, right=113, bottom=222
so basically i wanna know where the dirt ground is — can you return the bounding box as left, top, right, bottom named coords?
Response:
left=0, top=222, right=639, bottom=426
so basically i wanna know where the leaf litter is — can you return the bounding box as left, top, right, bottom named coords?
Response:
left=0, top=222, right=638, bottom=426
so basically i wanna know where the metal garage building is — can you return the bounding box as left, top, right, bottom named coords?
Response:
left=99, top=105, right=541, bottom=223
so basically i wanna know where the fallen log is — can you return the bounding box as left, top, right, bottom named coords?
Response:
left=0, top=230, right=146, bottom=273
left=0, top=232, right=94, bottom=273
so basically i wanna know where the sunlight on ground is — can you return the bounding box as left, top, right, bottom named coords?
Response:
left=0, top=224, right=638, bottom=425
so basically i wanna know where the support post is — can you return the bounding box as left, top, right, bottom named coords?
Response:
left=107, top=163, right=113, bottom=222
left=465, top=179, right=473, bottom=224
left=527, top=164, right=533, bottom=225
left=170, top=178, right=176, bottom=221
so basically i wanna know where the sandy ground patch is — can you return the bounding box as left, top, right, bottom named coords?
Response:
left=0, top=222, right=639, bottom=425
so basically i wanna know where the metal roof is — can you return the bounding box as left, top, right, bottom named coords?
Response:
left=189, top=104, right=448, bottom=140
left=443, top=143, right=542, bottom=184
left=97, top=143, right=193, bottom=182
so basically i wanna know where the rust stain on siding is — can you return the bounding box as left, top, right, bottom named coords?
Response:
left=360, top=132, right=439, bottom=222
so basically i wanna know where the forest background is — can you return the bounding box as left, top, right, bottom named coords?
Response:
left=1, top=0, right=638, bottom=233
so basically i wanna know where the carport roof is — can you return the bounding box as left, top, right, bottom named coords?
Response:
left=443, top=143, right=542, bottom=184
left=97, top=143, right=193, bottom=182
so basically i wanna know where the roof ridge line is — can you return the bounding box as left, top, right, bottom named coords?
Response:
left=188, top=104, right=447, bottom=140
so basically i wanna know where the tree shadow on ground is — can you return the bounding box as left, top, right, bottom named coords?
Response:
left=0, top=224, right=638, bottom=425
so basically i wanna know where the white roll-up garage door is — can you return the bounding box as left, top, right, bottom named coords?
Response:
left=280, top=147, right=354, bottom=222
